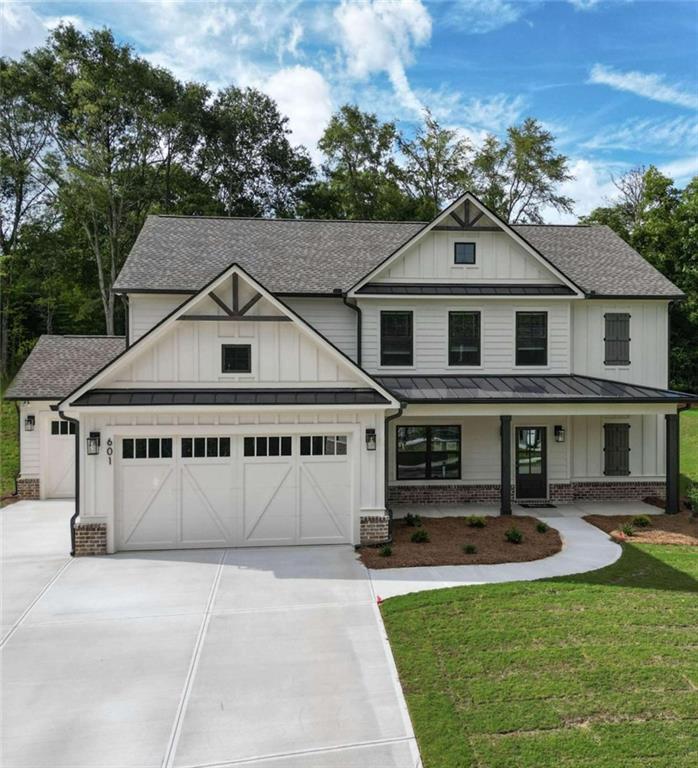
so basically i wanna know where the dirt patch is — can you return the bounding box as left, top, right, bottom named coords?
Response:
left=359, top=515, right=562, bottom=569
left=585, top=510, right=698, bottom=546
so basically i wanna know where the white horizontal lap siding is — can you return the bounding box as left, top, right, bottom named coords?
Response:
left=128, top=294, right=186, bottom=342
left=571, top=413, right=665, bottom=480
left=376, top=230, right=562, bottom=284
left=283, top=298, right=357, bottom=361
left=572, top=300, right=668, bottom=388
left=19, top=401, right=54, bottom=477
left=361, top=299, right=570, bottom=375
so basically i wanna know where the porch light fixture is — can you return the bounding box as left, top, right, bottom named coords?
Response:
left=86, top=432, right=101, bottom=455
left=554, top=425, right=566, bottom=443
left=365, top=428, right=377, bottom=451
left=24, top=414, right=35, bottom=432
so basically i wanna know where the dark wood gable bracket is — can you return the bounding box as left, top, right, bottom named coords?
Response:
left=179, top=273, right=290, bottom=322
left=434, top=200, right=496, bottom=231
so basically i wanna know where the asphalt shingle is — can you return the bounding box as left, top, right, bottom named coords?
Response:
left=4, top=336, right=126, bottom=400
left=112, top=215, right=683, bottom=298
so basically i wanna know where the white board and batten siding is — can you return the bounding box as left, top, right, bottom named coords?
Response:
left=128, top=293, right=186, bottom=342
left=360, top=299, right=571, bottom=375
left=572, top=300, right=669, bottom=388
left=373, top=229, right=563, bottom=285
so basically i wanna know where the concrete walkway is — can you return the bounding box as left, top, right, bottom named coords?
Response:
left=2, top=501, right=421, bottom=768
left=369, top=502, right=635, bottom=600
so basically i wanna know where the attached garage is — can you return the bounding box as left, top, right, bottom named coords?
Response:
left=115, top=431, right=353, bottom=551
left=43, top=417, right=77, bottom=498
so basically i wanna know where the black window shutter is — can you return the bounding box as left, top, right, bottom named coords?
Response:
left=603, top=423, right=631, bottom=476
left=604, top=313, right=630, bottom=365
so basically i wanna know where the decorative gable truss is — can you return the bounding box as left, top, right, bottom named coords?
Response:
left=59, top=263, right=399, bottom=409
left=348, top=192, right=585, bottom=295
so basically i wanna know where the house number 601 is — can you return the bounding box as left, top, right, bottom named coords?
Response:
left=106, top=439, right=113, bottom=465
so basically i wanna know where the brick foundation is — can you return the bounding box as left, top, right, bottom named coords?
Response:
left=73, top=521, right=107, bottom=556
left=390, top=480, right=666, bottom=506
left=360, top=515, right=390, bottom=545
left=16, top=477, right=40, bottom=500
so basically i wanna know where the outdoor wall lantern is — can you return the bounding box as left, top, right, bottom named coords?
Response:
left=554, top=425, right=566, bottom=443
left=86, top=431, right=101, bottom=455
left=365, top=428, right=377, bottom=451
left=24, top=414, right=35, bottom=432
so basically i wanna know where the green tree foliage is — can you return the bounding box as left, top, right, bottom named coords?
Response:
left=583, top=167, right=698, bottom=392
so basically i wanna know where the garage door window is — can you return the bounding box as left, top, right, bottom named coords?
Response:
left=181, top=437, right=231, bottom=458
left=51, top=420, right=76, bottom=435
left=122, top=437, right=173, bottom=459
left=244, top=436, right=292, bottom=457
left=300, top=435, right=348, bottom=456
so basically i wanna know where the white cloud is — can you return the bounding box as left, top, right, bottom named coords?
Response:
left=264, top=66, right=333, bottom=161
left=589, top=64, right=698, bottom=110
left=583, top=115, right=698, bottom=152
left=334, top=0, right=431, bottom=114
left=659, top=156, right=698, bottom=185
left=0, top=1, right=51, bottom=57
left=567, top=0, right=601, bottom=8
left=540, top=158, right=620, bottom=223
left=448, top=0, right=527, bottom=34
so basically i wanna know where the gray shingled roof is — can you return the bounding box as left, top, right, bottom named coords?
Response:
left=112, top=215, right=683, bottom=298
left=4, top=335, right=126, bottom=400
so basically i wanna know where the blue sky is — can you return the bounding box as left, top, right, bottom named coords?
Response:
left=2, top=0, right=697, bottom=221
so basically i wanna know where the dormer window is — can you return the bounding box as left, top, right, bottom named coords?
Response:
left=221, top=344, right=251, bottom=373
left=454, top=242, right=476, bottom=265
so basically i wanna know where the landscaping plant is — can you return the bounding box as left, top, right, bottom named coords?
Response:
left=621, top=523, right=635, bottom=536
left=462, top=543, right=477, bottom=554
left=505, top=526, right=523, bottom=544
left=411, top=528, right=430, bottom=544
left=466, top=515, right=486, bottom=528
left=404, top=513, right=422, bottom=527
left=632, top=515, right=652, bottom=528
left=379, top=544, right=393, bottom=557
left=536, top=521, right=549, bottom=533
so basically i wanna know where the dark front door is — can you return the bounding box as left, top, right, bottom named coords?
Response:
left=515, top=427, right=547, bottom=499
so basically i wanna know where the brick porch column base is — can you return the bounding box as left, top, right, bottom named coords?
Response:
left=360, top=515, right=390, bottom=545
left=16, top=477, right=40, bottom=500
left=73, top=521, right=107, bottom=556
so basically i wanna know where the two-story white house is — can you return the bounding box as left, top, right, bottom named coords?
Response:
left=6, top=193, right=695, bottom=555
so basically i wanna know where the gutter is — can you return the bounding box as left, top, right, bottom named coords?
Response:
left=384, top=402, right=405, bottom=539
left=342, top=295, right=362, bottom=366
left=58, top=411, right=80, bottom=556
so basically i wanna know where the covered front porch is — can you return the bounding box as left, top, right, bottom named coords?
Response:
left=377, top=373, right=694, bottom=516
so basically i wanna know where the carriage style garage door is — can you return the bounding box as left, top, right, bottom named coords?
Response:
left=115, top=433, right=353, bottom=551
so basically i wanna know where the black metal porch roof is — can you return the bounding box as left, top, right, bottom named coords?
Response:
left=71, top=388, right=390, bottom=407
left=375, top=374, right=697, bottom=404
left=356, top=283, right=576, bottom=296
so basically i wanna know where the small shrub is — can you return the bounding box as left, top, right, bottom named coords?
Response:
left=536, top=521, right=549, bottom=533
left=379, top=544, right=393, bottom=557
left=505, top=526, right=523, bottom=544
left=463, top=543, right=477, bottom=554
left=632, top=515, right=652, bottom=528
left=404, top=513, right=422, bottom=527
left=686, top=484, right=698, bottom=513
left=467, top=515, right=486, bottom=528
left=620, top=523, right=635, bottom=536
left=411, top=528, right=430, bottom=543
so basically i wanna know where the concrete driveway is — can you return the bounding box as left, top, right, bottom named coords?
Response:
left=1, top=501, right=420, bottom=768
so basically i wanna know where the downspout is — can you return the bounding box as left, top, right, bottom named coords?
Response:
left=342, top=296, right=362, bottom=367
left=10, top=402, right=21, bottom=498
left=384, top=402, right=405, bottom=539
left=121, top=294, right=130, bottom=348
left=58, top=411, right=80, bottom=556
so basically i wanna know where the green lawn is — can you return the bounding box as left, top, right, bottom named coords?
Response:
left=681, top=408, right=698, bottom=493
left=382, top=543, right=698, bottom=768
left=0, top=398, right=19, bottom=497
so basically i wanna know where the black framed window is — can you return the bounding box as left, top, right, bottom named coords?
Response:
left=243, top=435, right=292, bottom=457
left=181, top=437, right=231, bottom=458
left=122, top=437, right=172, bottom=460
left=221, top=344, right=251, bottom=373
left=604, top=313, right=631, bottom=365
left=603, top=423, right=631, bottom=476
left=51, top=420, right=76, bottom=435
left=380, top=311, right=413, bottom=366
left=449, top=311, right=481, bottom=366
left=300, top=435, right=348, bottom=456
left=454, top=242, right=476, bottom=265
left=396, top=425, right=460, bottom=480
left=516, top=312, right=547, bottom=366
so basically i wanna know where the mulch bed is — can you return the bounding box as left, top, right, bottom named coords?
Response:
left=359, top=515, right=562, bottom=569
left=585, top=510, right=698, bottom=546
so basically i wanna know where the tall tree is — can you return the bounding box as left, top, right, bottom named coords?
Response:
left=398, top=109, right=473, bottom=218
left=584, top=167, right=698, bottom=391
left=310, top=105, right=415, bottom=220
left=472, top=118, right=573, bottom=223
left=198, top=86, right=313, bottom=217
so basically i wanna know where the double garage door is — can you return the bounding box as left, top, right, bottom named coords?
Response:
left=115, top=432, right=353, bottom=551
